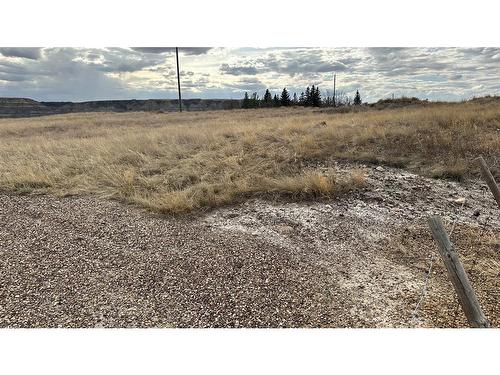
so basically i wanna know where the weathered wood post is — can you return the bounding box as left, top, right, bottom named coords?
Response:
left=427, top=216, right=490, bottom=328
left=478, top=156, right=500, bottom=209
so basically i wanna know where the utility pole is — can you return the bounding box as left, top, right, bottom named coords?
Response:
left=175, top=47, right=182, bottom=112
left=333, top=74, right=336, bottom=107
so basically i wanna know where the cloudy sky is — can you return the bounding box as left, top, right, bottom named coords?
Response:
left=0, top=47, right=499, bottom=103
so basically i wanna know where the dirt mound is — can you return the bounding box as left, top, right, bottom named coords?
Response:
left=370, top=96, right=431, bottom=110
left=319, top=96, right=433, bottom=114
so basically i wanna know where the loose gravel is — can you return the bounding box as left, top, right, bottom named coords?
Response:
left=1, top=163, right=499, bottom=327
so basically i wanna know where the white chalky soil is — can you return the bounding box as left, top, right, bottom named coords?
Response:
left=1, top=163, right=498, bottom=327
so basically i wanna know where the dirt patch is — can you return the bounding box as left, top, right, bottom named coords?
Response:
left=0, top=163, right=498, bottom=327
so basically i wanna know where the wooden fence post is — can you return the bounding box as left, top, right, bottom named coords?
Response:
left=478, top=156, right=500, bottom=209
left=427, top=216, right=490, bottom=328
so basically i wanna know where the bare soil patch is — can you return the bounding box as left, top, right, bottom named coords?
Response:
left=1, top=163, right=498, bottom=328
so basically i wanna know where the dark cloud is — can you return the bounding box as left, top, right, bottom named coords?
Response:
left=89, top=48, right=166, bottom=73
left=181, top=47, right=213, bottom=55
left=0, top=47, right=42, bottom=60
left=182, top=76, right=211, bottom=89
left=0, top=60, right=32, bottom=76
left=220, top=63, right=258, bottom=75
left=85, top=53, right=102, bottom=61
left=225, top=78, right=266, bottom=91
left=226, top=49, right=351, bottom=78
left=366, top=47, right=408, bottom=57
left=363, top=48, right=454, bottom=77
left=161, top=69, right=177, bottom=78
left=362, top=47, right=500, bottom=80
left=98, top=59, right=160, bottom=73
left=0, top=48, right=125, bottom=101
left=131, top=47, right=174, bottom=54
left=130, top=47, right=212, bottom=55
left=0, top=60, right=51, bottom=82
left=0, top=72, right=29, bottom=82
left=455, top=48, right=500, bottom=65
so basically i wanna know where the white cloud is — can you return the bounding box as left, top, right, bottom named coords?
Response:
left=0, top=47, right=499, bottom=102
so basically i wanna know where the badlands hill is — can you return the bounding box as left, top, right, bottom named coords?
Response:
left=0, top=97, right=241, bottom=118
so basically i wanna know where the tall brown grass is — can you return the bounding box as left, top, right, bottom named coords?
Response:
left=0, top=100, right=498, bottom=213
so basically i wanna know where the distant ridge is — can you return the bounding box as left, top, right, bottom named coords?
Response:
left=2, top=95, right=498, bottom=119
left=0, top=97, right=241, bottom=118
left=0, top=97, right=54, bottom=118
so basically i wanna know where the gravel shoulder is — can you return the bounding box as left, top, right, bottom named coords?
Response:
left=1, top=163, right=499, bottom=328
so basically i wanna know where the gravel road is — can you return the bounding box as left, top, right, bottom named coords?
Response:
left=1, top=163, right=499, bottom=327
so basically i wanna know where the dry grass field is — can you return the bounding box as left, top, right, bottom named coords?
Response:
left=0, top=99, right=499, bottom=213
left=1, top=98, right=499, bottom=328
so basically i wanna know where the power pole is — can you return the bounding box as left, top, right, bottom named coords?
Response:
left=175, top=47, right=182, bottom=112
left=333, top=74, right=336, bottom=107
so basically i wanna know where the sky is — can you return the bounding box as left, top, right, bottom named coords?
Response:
left=0, top=47, right=499, bottom=103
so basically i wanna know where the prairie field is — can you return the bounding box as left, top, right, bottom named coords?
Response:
left=0, top=99, right=499, bottom=213
left=1, top=99, right=500, bottom=328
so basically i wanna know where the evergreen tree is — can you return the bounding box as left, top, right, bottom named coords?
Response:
left=280, top=87, right=291, bottom=106
left=263, top=89, right=272, bottom=107
left=242, top=92, right=250, bottom=109
left=299, top=92, right=305, bottom=106
left=273, top=94, right=281, bottom=107
left=353, top=90, right=362, bottom=105
left=313, top=86, right=322, bottom=107
left=293, top=92, right=298, bottom=105
left=251, top=92, right=260, bottom=108
left=304, top=86, right=311, bottom=106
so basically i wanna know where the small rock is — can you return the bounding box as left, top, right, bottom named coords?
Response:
left=275, top=224, right=294, bottom=233
left=375, top=166, right=385, bottom=172
left=454, top=197, right=466, bottom=204
left=473, top=209, right=480, bottom=217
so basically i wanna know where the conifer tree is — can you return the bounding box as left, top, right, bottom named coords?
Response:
left=353, top=90, right=362, bottom=105
left=263, top=89, right=272, bottom=107
left=251, top=92, right=260, bottom=108
left=242, top=92, right=250, bottom=109
left=313, top=86, right=322, bottom=107
left=304, top=87, right=311, bottom=106
left=293, top=92, right=298, bottom=105
left=299, top=92, right=305, bottom=106
left=280, top=87, right=291, bottom=106
left=273, top=94, right=281, bottom=107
